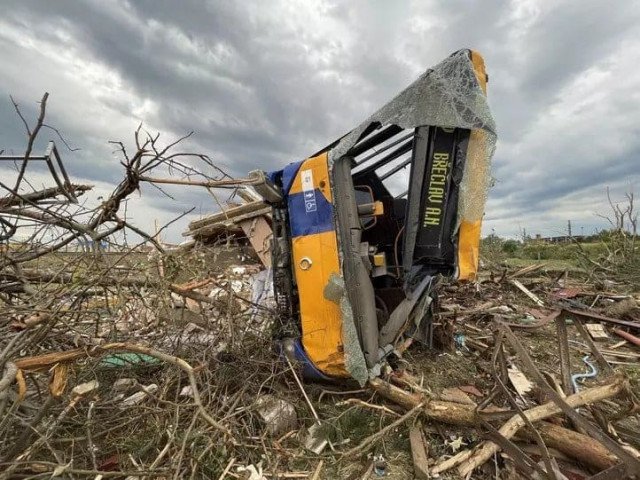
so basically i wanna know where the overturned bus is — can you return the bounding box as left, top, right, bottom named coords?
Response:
left=251, top=49, right=497, bottom=385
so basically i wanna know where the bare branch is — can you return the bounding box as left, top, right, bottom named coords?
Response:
left=12, top=92, right=49, bottom=193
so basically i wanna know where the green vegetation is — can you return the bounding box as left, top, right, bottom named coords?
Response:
left=480, top=230, right=639, bottom=285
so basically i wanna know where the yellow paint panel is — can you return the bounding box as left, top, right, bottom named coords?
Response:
left=470, top=50, right=488, bottom=93
left=458, top=50, right=489, bottom=281
left=458, top=219, right=481, bottom=281
left=288, top=152, right=333, bottom=202
left=373, top=253, right=386, bottom=267
left=292, top=231, right=348, bottom=376
left=290, top=153, right=347, bottom=377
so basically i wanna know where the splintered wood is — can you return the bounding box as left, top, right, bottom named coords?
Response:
left=238, top=215, right=272, bottom=267
left=183, top=198, right=273, bottom=267
left=510, top=279, right=545, bottom=306
left=409, top=422, right=430, bottom=479
left=585, top=322, right=609, bottom=340
left=507, top=366, right=533, bottom=397
left=370, top=376, right=627, bottom=475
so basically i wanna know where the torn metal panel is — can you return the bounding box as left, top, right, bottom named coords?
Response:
left=267, top=49, right=497, bottom=382
left=326, top=50, right=496, bottom=281
left=324, top=273, right=368, bottom=386
left=327, top=50, right=496, bottom=166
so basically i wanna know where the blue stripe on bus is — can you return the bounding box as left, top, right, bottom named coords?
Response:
left=281, top=160, right=304, bottom=195
left=288, top=190, right=335, bottom=237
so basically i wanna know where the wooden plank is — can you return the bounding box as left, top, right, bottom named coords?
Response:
left=187, top=201, right=266, bottom=230
left=186, top=207, right=271, bottom=238
left=507, top=366, right=533, bottom=396
left=187, top=223, right=243, bottom=239
left=409, top=422, right=430, bottom=480
left=508, top=263, right=546, bottom=279
left=574, top=319, right=614, bottom=374
left=238, top=216, right=272, bottom=267
left=555, top=314, right=574, bottom=395
left=585, top=323, right=609, bottom=340
left=510, top=279, right=544, bottom=306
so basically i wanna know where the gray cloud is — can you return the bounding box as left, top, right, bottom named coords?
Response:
left=1, top=0, right=638, bottom=241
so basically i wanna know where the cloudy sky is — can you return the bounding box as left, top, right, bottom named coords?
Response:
left=1, top=0, right=639, bottom=242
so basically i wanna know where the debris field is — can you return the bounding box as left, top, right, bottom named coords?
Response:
left=1, top=90, right=639, bottom=480
left=2, top=230, right=640, bottom=479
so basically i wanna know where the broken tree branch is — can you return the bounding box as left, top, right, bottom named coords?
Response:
left=456, top=376, right=625, bottom=477
left=13, top=342, right=235, bottom=441
left=369, top=377, right=623, bottom=472
left=342, top=401, right=425, bottom=457
left=12, top=92, right=48, bottom=192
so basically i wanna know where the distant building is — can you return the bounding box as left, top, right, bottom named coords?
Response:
left=534, top=234, right=587, bottom=243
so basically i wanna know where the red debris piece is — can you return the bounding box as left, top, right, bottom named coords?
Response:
left=458, top=385, right=483, bottom=397
left=98, top=454, right=119, bottom=472
left=551, top=287, right=581, bottom=299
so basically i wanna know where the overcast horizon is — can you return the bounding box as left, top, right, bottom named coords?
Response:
left=1, top=0, right=639, bottom=243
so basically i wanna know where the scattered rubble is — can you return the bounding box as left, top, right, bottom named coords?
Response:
left=1, top=93, right=639, bottom=479
left=2, top=236, right=640, bottom=478
left=254, top=394, right=298, bottom=437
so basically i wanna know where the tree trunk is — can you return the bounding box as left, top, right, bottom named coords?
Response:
left=368, top=377, right=621, bottom=472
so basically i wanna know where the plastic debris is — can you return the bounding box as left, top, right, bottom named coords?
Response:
left=236, top=462, right=267, bottom=480
left=571, top=356, right=597, bottom=393
left=304, top=423, right=328, bottom=454
left=71, top=380, right=99, bottom=396
left=100, top=353, right=160, bottom=367
left=373, top=454, right=387, bottom=476
left=254, top=394, right=297, bottom=437
left=112, top=378, right=137, bottom=392
left=121, top=384, right=158, bottom=406
left=179, top=385, right=194, bottom=398
left=454, top=333, right=466, bottom=350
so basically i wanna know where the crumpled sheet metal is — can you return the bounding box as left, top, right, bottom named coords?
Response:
left=324, top=273, right=368, bottom=385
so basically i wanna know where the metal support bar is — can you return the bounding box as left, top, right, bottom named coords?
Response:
left=353, top=139, right=413, bottom=176
left=354, top=132, right=413, bottom=166
left=563, top=308, right=640, bottom=331
left=380, top=157, right=412, bottom=180
left=350, top=125, right=404, bottom=159
left=0, top=141, right=78, bottom=203
left=555, top=314, right=573, bottom=395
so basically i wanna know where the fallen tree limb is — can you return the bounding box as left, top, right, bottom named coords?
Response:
left=3, top=270, right=267, bottom=310
left=369, top=377, right=622, bottom=472
left=0, top=184, right=91, bottom=208
left=518, top=422, right=619, bottom=472
left=342, top=402, right=424, bottom=457
left=457, top=376, right=626, bottom=477
left=13, top=342, right=235, bottom=442
left=499, top=323, right=640, bottom=476
left=430, top=449, right=473, bottom=475
left=14, top=348, right=89, bottom=371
